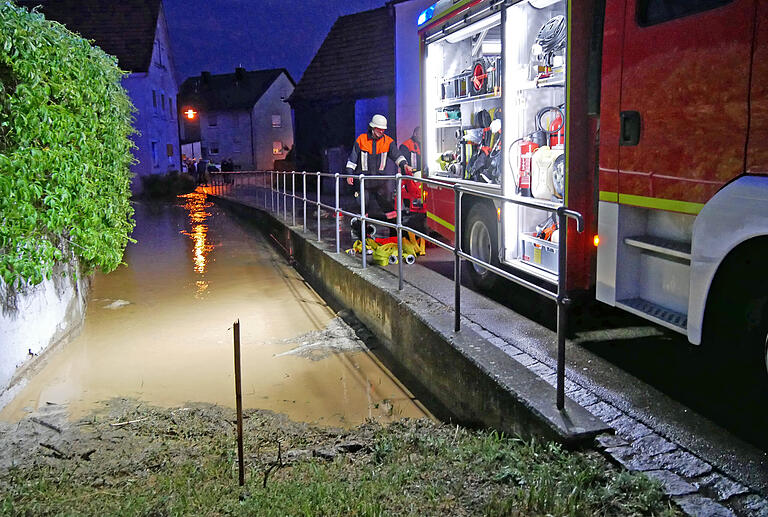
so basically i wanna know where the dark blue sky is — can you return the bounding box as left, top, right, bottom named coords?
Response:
left=163, top=0, right=386, bottom=83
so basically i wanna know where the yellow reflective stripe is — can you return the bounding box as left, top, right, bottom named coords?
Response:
left=599, top=191, right=618, bottom=202
left=433, top=0, right=476, bottom=23
left=426, top=211, right=455, bottom=232
left=599, top=191, right=704, bottom=214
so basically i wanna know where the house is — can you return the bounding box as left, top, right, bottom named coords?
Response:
left=178, top=68, right=295, bottom=171
left=18, top=0, right=181, bottom=193
left=287, top=6, right=396, bottom=172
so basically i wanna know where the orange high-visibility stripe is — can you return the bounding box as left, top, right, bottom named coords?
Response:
left=356, top=133, right=394, bottom=155
left=402, top=138, right=420, bottom=155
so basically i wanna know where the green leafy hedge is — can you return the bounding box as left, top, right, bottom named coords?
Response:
left=0, top=2, right=136, bottom=287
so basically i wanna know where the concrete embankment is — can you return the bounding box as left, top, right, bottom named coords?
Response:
left=212, top=194, right=607, bottom=446
left=0, top=257, right=89, bottom=410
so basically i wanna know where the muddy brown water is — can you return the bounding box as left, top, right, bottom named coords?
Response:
left=0, top=191, right=429, bottom=426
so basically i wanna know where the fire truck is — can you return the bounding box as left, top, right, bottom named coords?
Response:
left=417, top=0, right=768, bottom=376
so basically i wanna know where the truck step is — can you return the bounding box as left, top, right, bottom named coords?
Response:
left=616, top=297, right=687, bottom=334
left=624, top=235, right=691, bottom=261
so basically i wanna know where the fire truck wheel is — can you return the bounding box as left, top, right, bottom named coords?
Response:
left=463, top=203, right=499, bottom=291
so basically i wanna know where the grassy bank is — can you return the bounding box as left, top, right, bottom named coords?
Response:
left=0, top=401, right=679, bottom=516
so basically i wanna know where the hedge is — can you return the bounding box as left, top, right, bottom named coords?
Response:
left=0, top=2, right=136, bottom=287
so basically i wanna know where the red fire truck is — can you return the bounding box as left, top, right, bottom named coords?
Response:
left=417, top=0, right=767, bottom=375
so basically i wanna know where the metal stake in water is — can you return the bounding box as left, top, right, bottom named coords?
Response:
left=360, top=174, right=366, bottom=269
left=233, top=319, right=245, bottom=486
left=335, top=173, right=340, bottom=254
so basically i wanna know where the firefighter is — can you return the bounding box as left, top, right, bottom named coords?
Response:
left=399, top=126, right=421, bottom=171
left=345, top=115, right=412, bottom=233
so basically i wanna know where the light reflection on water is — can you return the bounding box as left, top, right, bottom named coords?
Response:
left=178, top=192, right=215, bottom=294
left=0, top=193, right=429, bottom=426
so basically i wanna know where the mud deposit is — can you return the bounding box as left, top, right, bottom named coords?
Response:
left=0, top=399, right=679, bottom=516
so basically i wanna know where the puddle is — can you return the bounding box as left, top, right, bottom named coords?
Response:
left=0, top=191, right=429, bottom=427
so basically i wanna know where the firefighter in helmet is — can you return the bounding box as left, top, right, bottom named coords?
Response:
left=345, top=115, right=412, bottom=232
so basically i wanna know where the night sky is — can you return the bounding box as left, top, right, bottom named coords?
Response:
left=163, top=0, right=387, bottom=83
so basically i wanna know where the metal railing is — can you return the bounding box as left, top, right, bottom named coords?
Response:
left=208, top=169, right=584, bottom=410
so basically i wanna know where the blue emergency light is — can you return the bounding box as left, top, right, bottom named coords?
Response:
left=417, top=4, right=436, bottom=26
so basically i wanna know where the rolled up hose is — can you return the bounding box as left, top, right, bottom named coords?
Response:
left=388, top=254, right=398, bottom=265
left=404, top=254, right=416, bottom=265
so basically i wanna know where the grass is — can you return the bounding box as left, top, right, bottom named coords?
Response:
left=0, top=404, right=680, bottom=516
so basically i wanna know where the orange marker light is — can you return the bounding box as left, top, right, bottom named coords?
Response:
left=593, top=235, right=600, bottom=247
left=497, top=207, right=501, bottom=221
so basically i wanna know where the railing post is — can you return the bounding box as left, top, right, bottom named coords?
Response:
left=556, top=209, right=568, bottom=411
left=283, top=173, right=287, bottom=221
left=360, top=174, right=366, bottom=269
left=303, top=172, right=307, bottom=233
left=335, top=173, right=340, bottom=254
left=316, top=171, right=321, bottom=242
left=396, top=173, right=403, bottom=290
left=454, top=185, right=462, bottom=332
left=270, top=171, right=274, bottom=212
left=291, top=172, right=296, bottom=227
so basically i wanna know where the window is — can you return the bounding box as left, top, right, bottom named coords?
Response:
left=273, top=141, right=283, bottom=155
left=151, top=141, right=159, bottom=167
left=209, top=142, right=220, bottom=155
left=636, top=0, right=732, bottom=26
left=271, top=115, right=281, bottom=128
left=169, top=99, right=174, bottom=118
left=208, top=113, right=218, bottom=127
left=152, top=90, right=157, bottom=109
left=161, top=93, right=165, bottom=110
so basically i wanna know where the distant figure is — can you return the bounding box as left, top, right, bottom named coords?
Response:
left=345, top=114, right=412, bottom=234
left=197, top=159, right=208, bottom=185
left=399, top=126, right=421, bottom=171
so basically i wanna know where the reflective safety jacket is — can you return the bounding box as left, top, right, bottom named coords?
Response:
left=346, top=130, right=406, bottom=175
left=399, top=138, right=421, bottom=170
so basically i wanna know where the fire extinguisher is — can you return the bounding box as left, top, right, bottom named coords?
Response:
left=518, top=140, right=536, bottom=197
left=549, top=110, right=564, bottom=147
left=512, top=130, right=546, bottom=197
left=536, top=106, right=565, bottom=148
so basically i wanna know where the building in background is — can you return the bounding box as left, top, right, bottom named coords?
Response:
left=178, top=68, right=294, bottom=171
left=18, top=0, right=181, bottom=194
left=287, top=6, right=396, bottom=173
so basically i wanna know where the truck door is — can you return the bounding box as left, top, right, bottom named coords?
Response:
left=616, top=0, right=753, bottom=205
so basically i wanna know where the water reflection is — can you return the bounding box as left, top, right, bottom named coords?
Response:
left=179, top=191, right=214, bottom=294
left=0, top=199, right=429, bottom=426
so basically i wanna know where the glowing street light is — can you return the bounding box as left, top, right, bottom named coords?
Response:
left=184, top=108, right=197, bottom=120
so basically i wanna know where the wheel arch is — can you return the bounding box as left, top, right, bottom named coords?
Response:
left=688, top=175, right=768, bottom=344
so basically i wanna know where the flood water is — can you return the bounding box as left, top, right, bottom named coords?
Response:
left=0, top=191, right=429, bottom=426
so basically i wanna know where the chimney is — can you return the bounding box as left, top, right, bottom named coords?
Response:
left=201, top=71, right=211, bottom=84
left=235, top=67, right=246, bottom=81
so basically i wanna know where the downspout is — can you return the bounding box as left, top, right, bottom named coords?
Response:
left=250, top=109, right=256, bottom=170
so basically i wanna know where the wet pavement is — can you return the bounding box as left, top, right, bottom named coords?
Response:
left=0, top=191, right=429, bottom=427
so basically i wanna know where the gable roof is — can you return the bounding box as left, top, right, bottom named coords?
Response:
left=289, top=6, right=394, bottom=104
left=179, top=69, right=294, bottom=112
left=16, top=0, right=162, bottom=73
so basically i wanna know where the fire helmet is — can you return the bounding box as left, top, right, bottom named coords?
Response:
left=370, top=114, right=387, bottom=130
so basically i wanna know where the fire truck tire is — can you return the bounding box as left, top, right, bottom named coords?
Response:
left=462, top=203, right=499, bottom=291
left=703, top=241, right=768, bottom=391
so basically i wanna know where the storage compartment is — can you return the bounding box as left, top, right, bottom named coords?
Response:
left=521, top=233, right=558, bottom=274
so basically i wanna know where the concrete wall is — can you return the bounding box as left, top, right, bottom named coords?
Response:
left=124, top=6, right=181, bottom=193
left=0, top=257, right=89, bottom=411
left=214, top=197, right=605, bottom=445
left=251, top=74, right=294, bottom=170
